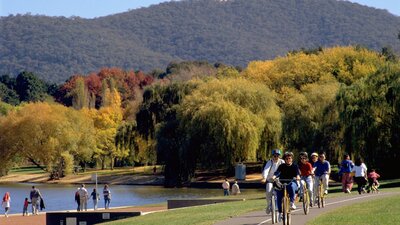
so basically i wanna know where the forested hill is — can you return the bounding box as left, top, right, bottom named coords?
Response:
left=1, top=0, right=399, bottom=83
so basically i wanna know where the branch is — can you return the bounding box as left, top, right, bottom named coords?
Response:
left=27, top=157, right=47, bottom=172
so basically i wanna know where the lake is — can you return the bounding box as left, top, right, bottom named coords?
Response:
left=0, top=183, right=263, bottom=214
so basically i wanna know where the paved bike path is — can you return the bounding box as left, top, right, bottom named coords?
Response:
left=214, top=192, right=395, bottom=225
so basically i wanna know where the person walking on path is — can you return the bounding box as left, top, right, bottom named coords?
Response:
left=261, top=149, right=284, bottom=214
left=75, top=189, right=80, bottom=211
left=22, top=198, right=30, bottom=216
left=367, top=169, right=380, bottom=193
left=78, top=184, right=88, bottom=211
left=90, top=188, right=99, bottom=210
left=103, top=184, right=111, bottom=209
left=231, top=180, right=241, bottom=195
left=339, top=154, right=354, bottom=193
left=2, top=192, right=11, bottom=217
left=222, top=178, right=230, bottom=196
left=352, top=158, right=368, bottom=194
left=30, top=186, right=41, bottom=215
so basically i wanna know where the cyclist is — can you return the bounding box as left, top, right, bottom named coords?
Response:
left=261, top=149, right=284, bottom=214
left=298, top=152, right=314, bottom=207
left=272, top=152, right=300, bottom=220
left=310, top=152, right=318, bottom=168
left=314, top=152, right=331, bottom=199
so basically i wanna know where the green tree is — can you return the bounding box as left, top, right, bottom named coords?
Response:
left=15, top=71, right=47, bottom=102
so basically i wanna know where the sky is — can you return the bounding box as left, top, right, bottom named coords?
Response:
left=0, top=0, right=399, bottom=18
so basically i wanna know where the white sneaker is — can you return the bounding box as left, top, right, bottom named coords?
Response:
left=324, top=190, right=328, bottom=195
left=346, top=188, right=351, bottom=193
left=290, top=202, right=296, bottom=210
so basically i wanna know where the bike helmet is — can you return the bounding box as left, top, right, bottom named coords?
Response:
left=271, top=149, right=282, bottom=155
left=311, top=152, right=318, bottom=158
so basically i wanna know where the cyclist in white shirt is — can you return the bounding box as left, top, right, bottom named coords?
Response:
left=261, top=149, right=284, bottom=214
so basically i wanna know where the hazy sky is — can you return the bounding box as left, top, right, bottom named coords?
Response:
left=0, top=0, right=399, bottom=18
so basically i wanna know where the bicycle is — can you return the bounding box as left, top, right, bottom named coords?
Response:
left=300, top=179, right=310, bottom=214
left=316, top=177, right=326, bottom=208
left=278, top=178, right=295, bottom=225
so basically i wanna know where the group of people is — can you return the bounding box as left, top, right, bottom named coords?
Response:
left=74, top=184, right=112, bottom=211
left=222, top=179, right=241, bottom=196
left=1, top=186, right=44, bottom=217
left=1, top=183, right=113, bottom=217
left=260, top=149, right=381, bottom=221
left=261, top=149, right=331, bottom=220
left=339, top=154, right=380, bottom=194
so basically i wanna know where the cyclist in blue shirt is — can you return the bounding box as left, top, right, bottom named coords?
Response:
left=313, top=152, right=331, bottom=199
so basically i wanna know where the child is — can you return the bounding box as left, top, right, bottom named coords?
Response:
left=2, top=192, right=11, bottom=217
left=23, top=198, right=31, bottom=216
left=367, top=169, right=380, bottom=193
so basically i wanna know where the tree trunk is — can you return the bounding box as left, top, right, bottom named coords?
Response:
left=28, top=157, right=47, bottom=171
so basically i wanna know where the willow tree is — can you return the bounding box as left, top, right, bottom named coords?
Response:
left=0, top=102, right=95, bottom=176
left=336, top=63, right=400, bottom=177
left=168, top=77, right=281, bottom=185
left=242, top=46, right=385, bottom=160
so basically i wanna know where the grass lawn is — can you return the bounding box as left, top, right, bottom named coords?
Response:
left=308, top=190, right=400, bottom=225
left=100, top=196, right=265, bottom=225
left=9, top=166, right=46, bottom=174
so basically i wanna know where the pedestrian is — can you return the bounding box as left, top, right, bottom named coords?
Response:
left=231, top=180, right=241, bottom=195
left=2, top=192, right=11, bottom=217
left=339, top=154, right=354, bottom=193
left=75, top=189, right=80, bottom=211
left=103, top=184, right=111, bottom=209
left=222, top=178, right=230, bottom=196
left=22, top=197, right=31, bottom=216
left=367, top=169, right=380, bottom=193
left=352, top=158, right=368, bottom=194
left=90, top=188, right=99, bottom=210
left=29, top=186, right=41, bottom=215
left=261, top=149, right=284, bottom=214
left=78, top=184, right=88, bottom=211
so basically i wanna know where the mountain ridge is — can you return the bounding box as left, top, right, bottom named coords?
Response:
left=1, top=0, right=399, bottom=83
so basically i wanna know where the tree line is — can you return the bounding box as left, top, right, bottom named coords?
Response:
left=0, top=46, right=399, bottom=186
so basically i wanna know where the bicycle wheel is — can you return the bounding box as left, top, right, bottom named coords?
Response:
left=302, top=186, right=310, bottom=214
left=282, top=196, right=290, bottom=225
left=317, top=185, right=322, bottom=208
left=271, top=194, right=277, bottom=224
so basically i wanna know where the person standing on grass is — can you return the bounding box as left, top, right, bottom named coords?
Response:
left=222, top=178, right=230, bottom=196
left=352, top=158, right=368, bottom=194
left=339, top=154, right=354, bottom=193
left=261, top=149, right=284, bottom=214
left=103, top=184, right=111, bottom=209
left=30, top=186, right=41, bottom=215
left=78, top=184, right=88, bottom=211
left=231, top=180, right=241, bottom=195
left=2, top=192, right=11, bottom=217
left=91, top=188, right=99, bottom=210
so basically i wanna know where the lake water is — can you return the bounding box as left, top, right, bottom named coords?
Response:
left=0, top=183, right=263, bottom=214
